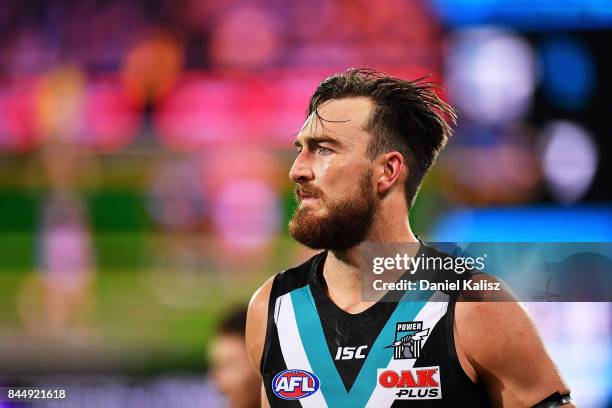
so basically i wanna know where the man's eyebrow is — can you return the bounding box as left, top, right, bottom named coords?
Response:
left=294, top=136, right=343, bottom=148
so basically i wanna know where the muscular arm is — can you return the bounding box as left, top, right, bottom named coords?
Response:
left=455, top=280, right=574, bottom=407
left=246, top=277, right=274, bottom=408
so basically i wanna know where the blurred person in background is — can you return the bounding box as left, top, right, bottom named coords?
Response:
left=211, top=307, right=262, bottom=408
left=21, top=135, right=97, bottom=336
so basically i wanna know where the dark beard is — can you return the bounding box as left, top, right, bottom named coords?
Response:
left=288, top=169, right=375, bottom=251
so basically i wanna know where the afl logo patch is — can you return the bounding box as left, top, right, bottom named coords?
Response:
left=272, top=369, right=320, bottom=400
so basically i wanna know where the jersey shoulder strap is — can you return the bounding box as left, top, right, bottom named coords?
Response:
left=260, top=251, right=326, bottom=373
left=270, top=251, right=325, bottom=298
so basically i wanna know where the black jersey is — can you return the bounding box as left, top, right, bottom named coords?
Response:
left=260, top=244, right=492, bottom=407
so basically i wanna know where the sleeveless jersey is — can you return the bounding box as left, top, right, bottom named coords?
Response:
left=260, top=244, right=492, bottom=407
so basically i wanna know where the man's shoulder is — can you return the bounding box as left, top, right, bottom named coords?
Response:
left=247, top=250, right=325, bottom=321
left=453, top=294, right=571, bottom=406
left=245, top=250, right=326, bottom=372
left=453, top=277, right=537, bottom=376
left=272, top=250, right=327, bottom=297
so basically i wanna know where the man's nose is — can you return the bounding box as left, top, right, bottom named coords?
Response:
left=289, top=153, right=314, bottom=183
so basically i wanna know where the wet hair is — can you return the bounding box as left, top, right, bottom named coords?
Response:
left=307, top=68, right=457, bottom=208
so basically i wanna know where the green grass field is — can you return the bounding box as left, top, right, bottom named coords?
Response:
left=0, top=232, right=302, bottom=376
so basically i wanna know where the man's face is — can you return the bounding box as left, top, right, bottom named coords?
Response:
left=288, top=97, right=377, bottom=250
left=210, top=334, right=261, bottom=408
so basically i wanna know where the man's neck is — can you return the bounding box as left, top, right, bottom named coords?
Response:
left=321, top=218, right=419, bottom=314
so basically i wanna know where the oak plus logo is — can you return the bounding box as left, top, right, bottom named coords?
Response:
left=378, top=366, right=442, bottom=400
left=334, top=345, right=368, bottom=360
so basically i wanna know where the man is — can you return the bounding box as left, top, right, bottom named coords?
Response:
left=210, top=307, right=262, bottom=408
left=246, top=69, right=574, bottom=407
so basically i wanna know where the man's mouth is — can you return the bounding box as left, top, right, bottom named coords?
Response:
left=296, top=188, right=319, bottom=202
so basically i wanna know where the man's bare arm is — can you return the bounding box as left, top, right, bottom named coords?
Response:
left=455, top=282, right=574, bottom=407
left=261, top=385, right=271, bottom=408
left=246, top=277, right=274, bottom=407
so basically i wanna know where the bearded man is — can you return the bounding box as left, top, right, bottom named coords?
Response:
left=246, top=69, right=573, bottom=408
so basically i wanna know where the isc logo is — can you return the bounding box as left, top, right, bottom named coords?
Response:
left=272, top=369, right=320, bottom=400
left=335, top=345, right=368, bottom=360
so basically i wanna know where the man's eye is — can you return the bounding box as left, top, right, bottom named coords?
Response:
left=317, top=146, right=332, bottom=155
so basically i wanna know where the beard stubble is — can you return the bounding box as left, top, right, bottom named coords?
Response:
left=288, top=168, right=375, bottom=251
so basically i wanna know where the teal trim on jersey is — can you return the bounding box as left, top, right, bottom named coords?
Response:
left=290, top=285, right=432, bottom=408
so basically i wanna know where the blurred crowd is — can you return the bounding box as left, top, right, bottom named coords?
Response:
left=0, top=0, right=611, bottom=407
left=0, top=0, right=439, bottom=74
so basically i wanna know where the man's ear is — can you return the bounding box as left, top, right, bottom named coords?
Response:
left=376, top=151, right=404, bottom=195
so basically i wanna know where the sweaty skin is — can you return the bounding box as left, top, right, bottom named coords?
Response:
left=246, top=97, right=575, bottom=408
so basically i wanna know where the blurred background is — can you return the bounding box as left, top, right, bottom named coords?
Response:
left=0, top=0, right=611, bottom=406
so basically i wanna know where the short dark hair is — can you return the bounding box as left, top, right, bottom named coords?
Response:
left=307, top=68, right=457, bottom=208
left=217, top=306, right=247, bottom=337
